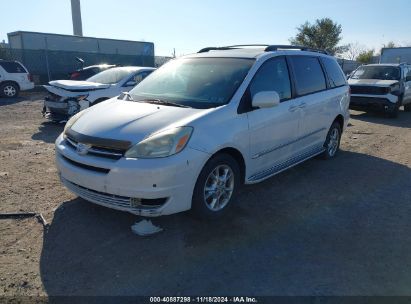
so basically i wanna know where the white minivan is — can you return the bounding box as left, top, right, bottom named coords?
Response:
left=55, top=45, right=350, bottom=219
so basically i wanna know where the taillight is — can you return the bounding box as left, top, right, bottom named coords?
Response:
left=27, top=74, right=33, bottom=82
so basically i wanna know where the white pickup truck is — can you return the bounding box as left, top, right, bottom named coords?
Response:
left=348, top=63, right=411, bottom=117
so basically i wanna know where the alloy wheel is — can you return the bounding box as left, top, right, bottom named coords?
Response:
left=4, top=85, right=16, bottom=97
left=327, top=128, right=340, bottom=157
left=203, top=165, right=234, bottom=211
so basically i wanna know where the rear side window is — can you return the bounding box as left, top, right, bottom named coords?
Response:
left=321, top=57, right=346, bottom=88
left=249, top=57, right=291, bottom=101
left=0, top=61, right=27, bottom=73
left=289, top=56, right=326, bottom=96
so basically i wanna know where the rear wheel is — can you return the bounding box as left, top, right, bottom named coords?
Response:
left=321, top=121, right=341, bottom=160
left=191, top=154, right=240, bottom=219
left=0, top=82, right=19, bottom=98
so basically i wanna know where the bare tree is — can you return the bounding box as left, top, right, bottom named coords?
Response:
left=343, top=42, right=366, bottom=60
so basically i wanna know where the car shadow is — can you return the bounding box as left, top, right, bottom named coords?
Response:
left=32, top=122, right=64, bottom=144
left=0, top=96, right=27, bottom=106
left=350, top=109, right=411, bottom=128
left=40, top=151, right=411, bottom=296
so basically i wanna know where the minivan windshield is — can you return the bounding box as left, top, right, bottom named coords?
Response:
left=87, top=67, right=136, bottom=84
left=351, top=65, right=401, bottom=80
left=129, top=57, right=254, bottom=109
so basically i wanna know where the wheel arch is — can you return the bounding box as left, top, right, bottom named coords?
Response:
left=209, top=147, right=246, bottom=184
left=1, top=80, right=20, bottom=90
left=333, top=114, right=344, bottom=131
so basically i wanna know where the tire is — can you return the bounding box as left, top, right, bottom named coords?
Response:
left=404, top=103, right=411, bottom=112
left=0, top=82, right=19, bottom=98
left=321, top=121, right=342, bottom=160
left=191, top=153, right=240, bottom=219
left=386, top=103, right=399, bottom=118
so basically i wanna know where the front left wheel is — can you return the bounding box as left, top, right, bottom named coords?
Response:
left=191, top=154, right=240, bottom=219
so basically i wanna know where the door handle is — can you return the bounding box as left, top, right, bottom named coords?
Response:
left=289, top=105, right=298, bottom=112
left=299, top=102, right=307, bottom=109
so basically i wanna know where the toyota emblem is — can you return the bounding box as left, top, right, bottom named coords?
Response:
left=76, top=143, right=91, bottom=155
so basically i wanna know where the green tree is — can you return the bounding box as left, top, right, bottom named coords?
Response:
left=356, top=49, right=375, bottom=64
left=289, top=18, right=347, bottom=55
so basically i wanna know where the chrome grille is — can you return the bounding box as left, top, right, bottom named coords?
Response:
left=350, top=85, right=389, bottom=95
left=62, top=177, right=132, bottom=209
left=65, top=136, right=123, bottom=160
left=61, top=178, right=165, bottom=213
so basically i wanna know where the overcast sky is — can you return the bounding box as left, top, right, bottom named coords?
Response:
left=1, top=0, right=410, bottom=56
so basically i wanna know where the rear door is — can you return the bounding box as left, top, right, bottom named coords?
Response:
left=287, top=55, right=337, bottom=153
left=246, top=56, right=301, bottom=180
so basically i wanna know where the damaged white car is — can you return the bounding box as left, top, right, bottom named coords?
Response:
left=42, top=66, right=155, bottom=122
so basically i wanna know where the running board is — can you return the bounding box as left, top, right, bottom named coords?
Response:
left=247, top=146, right=325, bottom=183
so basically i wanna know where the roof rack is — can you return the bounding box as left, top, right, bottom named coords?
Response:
left=198, top=44, right=270, bottom=53
left=198, top=44, right=329, bottom=55
left=264, top=45, right=329, bottom=55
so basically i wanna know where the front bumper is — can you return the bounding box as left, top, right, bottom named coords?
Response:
left=55, top=134, right=210, bottom=216
left=349, top=94, right=399, bottom=112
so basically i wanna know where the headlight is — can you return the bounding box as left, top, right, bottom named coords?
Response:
left=63, top=110, right=86, bottom=134
left=389, top=84, right=400, bottom=95
left=125, top=127, right=193, bottom=158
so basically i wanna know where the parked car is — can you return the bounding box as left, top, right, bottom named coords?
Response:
left=348, top=63, right=411, bottom=117
left=43, top=66, right=155, bottom=122
left=69, top=64, right=115, bottom=80
left=0, top=60, right=34, bottom=98
left=55, top=45, right=350, bottom=219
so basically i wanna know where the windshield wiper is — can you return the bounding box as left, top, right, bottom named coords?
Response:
left=140, top=98, right=191, bottom=108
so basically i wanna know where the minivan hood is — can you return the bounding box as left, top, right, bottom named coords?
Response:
left=48, top=80, right=111, bottom=91
left=348, top=79, right=399, bottom=86
left=70, top=99, right=212, bottom=145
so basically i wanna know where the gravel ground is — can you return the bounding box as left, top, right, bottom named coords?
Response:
left=0, top=96, right=410, bottom=297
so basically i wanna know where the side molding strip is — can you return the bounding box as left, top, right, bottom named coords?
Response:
left=248, top=145, right=325, bottom=183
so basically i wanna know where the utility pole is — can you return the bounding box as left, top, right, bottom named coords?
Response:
left=71, top=0, right=83, bottom=36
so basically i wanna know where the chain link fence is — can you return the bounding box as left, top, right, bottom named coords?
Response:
left=0, top=48, right=172, bottom=84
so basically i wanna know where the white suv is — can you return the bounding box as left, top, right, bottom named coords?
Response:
left=55, top=45, right=350, bottom=219
left=0, top=60, right=34, bottom=98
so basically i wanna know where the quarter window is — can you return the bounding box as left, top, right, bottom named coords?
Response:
left=289, top=56, right=327, bottom=96
left=321, top=57, right=346, bottom=88
left=0, top=61, right=27, bottom=73
left=249, top=57, right=291, bottom=101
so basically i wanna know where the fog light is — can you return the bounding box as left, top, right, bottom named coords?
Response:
left=130, top=197, right=142, bottom=208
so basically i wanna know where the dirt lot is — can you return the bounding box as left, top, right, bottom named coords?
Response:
left=0, top=95, right=410, bottom=297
